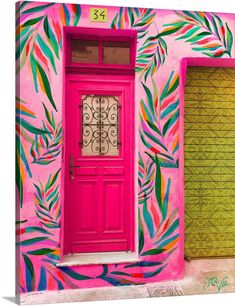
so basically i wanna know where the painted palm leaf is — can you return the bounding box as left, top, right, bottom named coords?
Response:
left=137, top=148, right=179, bottom=262
left=138, top=154, right=155, bottom=203
left=30, top=103, right=62, bottom=165
left=111, top=7, right=155, bottom=39
left=111, top=7, right=167, bottom=80
left=16, top=98, right=50, bottom=207
left=34, top=169, right=61, bottom=229
left=16, top=2, right=81, bottom=110
left=136, top=36, right=167, bottom=81
left=16, top=221, right=92, bottom=292
left=140, top=72, right=179, bottom=166
left=159, top=11, right=233, bottom=57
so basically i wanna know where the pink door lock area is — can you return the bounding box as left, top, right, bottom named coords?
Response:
left=63, top=28, right=137, bottom=255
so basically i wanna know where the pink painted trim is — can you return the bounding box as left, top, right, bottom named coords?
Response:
left=63, top=27, right=137, bottom=71
left=60, top=26, right=137, bottom=259
left=183, top=57, right=235, bottom=68
left=178, top=58, right=187, bottom=273
left=63, top=74, right=135, bottom=254
left=59, top=27, right=67, bottom=260
left=179, top=57, right=235, bottom=265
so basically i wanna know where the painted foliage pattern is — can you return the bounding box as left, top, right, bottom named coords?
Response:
left=16, top=2, right=234, bottom=293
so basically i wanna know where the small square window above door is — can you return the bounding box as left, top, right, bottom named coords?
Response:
left=71, top=39, right=99, bottom=63
left=102, top=41, right=130, bottom=65
left=65, top=27, right=137, bottom=70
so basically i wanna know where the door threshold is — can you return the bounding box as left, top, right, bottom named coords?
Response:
left=56, top=251, right=139, bottom=267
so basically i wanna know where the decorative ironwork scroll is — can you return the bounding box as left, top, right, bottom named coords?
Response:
left=81, top=95, right=120, bottom=156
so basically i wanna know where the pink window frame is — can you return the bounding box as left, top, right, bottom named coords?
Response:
left=76, top=88, right=124, bottom=161
left=64, top=26, right=137, bottom=74
left=179, top=57, right=235, bottom=262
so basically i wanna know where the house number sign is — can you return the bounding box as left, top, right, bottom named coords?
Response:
left=90, top=8, right=108, bottom=22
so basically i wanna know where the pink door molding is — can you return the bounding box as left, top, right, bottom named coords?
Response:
left=63, top=74, right=135, bottom=254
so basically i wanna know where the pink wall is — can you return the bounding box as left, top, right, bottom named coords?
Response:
left=16, top=1, right=235, bottom=293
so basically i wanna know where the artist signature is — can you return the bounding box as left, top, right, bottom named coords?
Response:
left=203, top=276, right=229, bottom=292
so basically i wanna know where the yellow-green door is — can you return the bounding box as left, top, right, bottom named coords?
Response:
left=184, top=66, right=235, bottom=258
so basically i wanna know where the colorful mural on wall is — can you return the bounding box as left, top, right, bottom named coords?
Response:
left=16, top=1, right=235, bottom=294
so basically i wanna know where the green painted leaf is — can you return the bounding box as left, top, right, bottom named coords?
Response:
left=144, top=265, right=167, bottom=277
left=22, top=16, right=44, bottom=27
left=73, top=4, right=81, bottom=26
left=29, top=53, right=38, bottom=92
left=143, top=196, right=154, bottom=238
left=140, top=99, right=153, bottom=122
left=159, top=160, right=178, bottom=168
left=158, top=233, right=179, bottom=249
left=25, top=226, right=54, bottom=236
left=23, top=254, right=35, bottom=292
left=159, top=25, right=183, bottom=37
left=35, top=60, right=58, bottom=111
left=27, top=248, right=55, bottom=255
left=176, top=26, right=200, bottom=41
left=42, top=102, right=52, bottom=125
left=110, top=271, right=131, bottom=276
left=43, top=16, right=59, bottom=59
left=225, top=23, right=233, bottom=55
left=143, top=130, right=167, bottom=151
left=16, top=33, right=29, bottom=60
left=59, top=268, right=91, bottom=280
left=18, top=237, right=48, bottom=246
left=162, top=109, right=179, bottom=136
left=16, top=117, right=49, bottom=135
left=161, top=100, right=179, bottom=119
left=141, top=248, right=164, bottom=256
left=160, top=71, right=174, bottom=102
left=186, top=31, right=211, bottom=43
left=155, top=154, right=163, bottom=210
left=162, top=178, right=171, bottom=220
left=16, top=147, right=23, bottom=208
left=142, top=82, right=155, bottom=120
left=37, top=34, right=57, bottom=74
left=138, top=211, right=144, bottom=253
left=16, top=134, right=32, bottom=178
left=146, top=120, right=161, bottom=136
left=161, top=218, right=179, bottom=240
left=211, top=15, right=221, bottom=40
left=125, top=261, right=162, bottom=268
left=21, top=3, right=54, bottom=14
left=47, top=169, right=61, bottom=190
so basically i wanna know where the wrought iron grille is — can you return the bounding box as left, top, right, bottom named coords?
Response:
left=81, top=95, right=120, bottom=156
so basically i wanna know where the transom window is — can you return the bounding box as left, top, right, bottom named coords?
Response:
left=71, top=40, right=99, bottom=63
left=65, top=28, right=137, bottom=70
left=71, top=39, right=131, bottom=65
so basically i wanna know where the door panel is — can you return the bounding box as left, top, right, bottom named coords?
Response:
left=64, top=75, right=134, bottom=254
left=103, top=179, right=124, bottom=233
left=75, top=180, right=98, bottom=234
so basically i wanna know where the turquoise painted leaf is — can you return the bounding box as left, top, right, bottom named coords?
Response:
left=143, top=197, right=154, bottom=238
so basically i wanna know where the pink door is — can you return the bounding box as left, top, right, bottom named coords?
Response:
left=64, top=74, right=135, bottom=254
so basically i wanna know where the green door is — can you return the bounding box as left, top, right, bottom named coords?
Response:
left=184, top=66, right=235, bottom=258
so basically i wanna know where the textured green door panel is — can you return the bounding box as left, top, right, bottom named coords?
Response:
left=184, top=66, right=235, bottom=258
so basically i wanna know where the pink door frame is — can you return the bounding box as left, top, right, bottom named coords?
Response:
left=60, top=27, right=137, bottom=258
left=179, top=57, right=235, bottom=262
left=64, top=74, right=135, bottom=254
